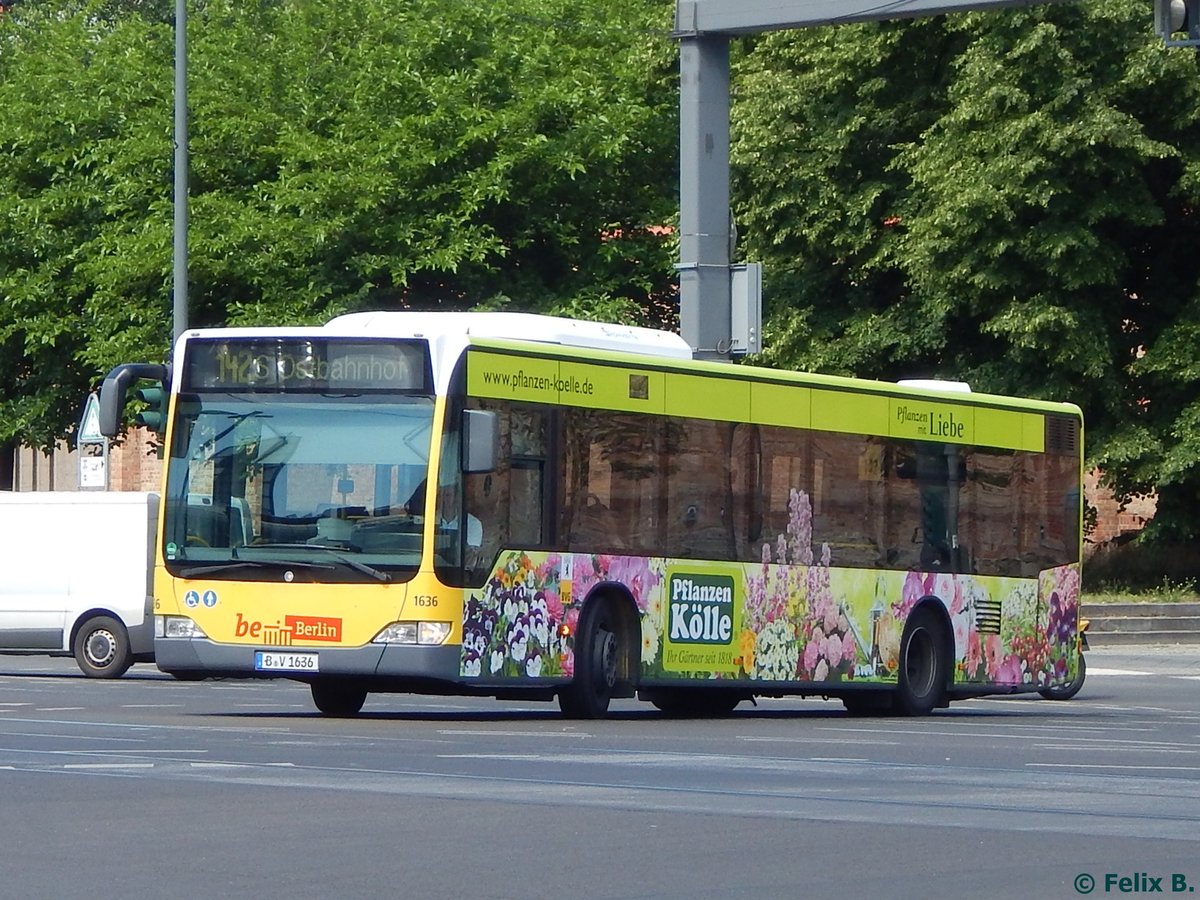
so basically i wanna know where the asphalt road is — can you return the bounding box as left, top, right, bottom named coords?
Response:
left=1, top=647, right=1197, bottom=900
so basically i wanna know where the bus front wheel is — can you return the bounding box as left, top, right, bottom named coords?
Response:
left=895, top=608, right=947, bottom=716
left=310, top=680, right=367, bottom=717
left=559, top=601, right=620, bottom=719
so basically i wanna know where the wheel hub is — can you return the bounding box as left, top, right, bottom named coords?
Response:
left=598, top=629, right=617, bottom=689
left=905, top=628, right=935, bottom=696
left=86, top=631, right=116, bottom=667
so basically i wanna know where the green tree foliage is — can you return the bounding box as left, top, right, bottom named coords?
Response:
left=731, top=2, right=1200, bottom=541
left=0, top=0, right=678, bottom=448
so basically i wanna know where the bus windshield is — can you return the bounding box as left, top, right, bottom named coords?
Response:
left=163, top=392, right=435, bottom=582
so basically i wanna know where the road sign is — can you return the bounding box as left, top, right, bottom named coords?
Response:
left=78, top=392, right=105, bottom=444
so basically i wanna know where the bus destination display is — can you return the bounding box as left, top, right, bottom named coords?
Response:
left=184, top=339, right=429, bottom=392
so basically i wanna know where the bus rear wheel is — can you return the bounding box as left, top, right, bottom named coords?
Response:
left=559, top=602, right=620, bottom=719
left=895, top=608, right=947, bottom=716
left=310, top=680, right=367, bottom=717
left=1039, top=653, right=1086, bottom=701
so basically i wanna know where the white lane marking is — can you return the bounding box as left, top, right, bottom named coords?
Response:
left=37, top=707, right=85, bottom=712
left=189, top=762, right=252, bottom=769
left=101, top=750, right=208, bottom=754
left=0, top=732, right=145, bottom=743
left=1034, top=744, right=1200, bottom=754
left=738, top=736, right=899, bottom=746
left=1089, top=667, right=1154, bottom=676
left=440, top=754, right=543, bottom=761
left=189, top=761, right=295, bottom=769
left=62, top=763, right=155, bottom=770
left=1028, top=763, right=1200, bottom=772
left=437, top=730, right=591, bottom=738
left=819, top=726, right=1172, bottom=745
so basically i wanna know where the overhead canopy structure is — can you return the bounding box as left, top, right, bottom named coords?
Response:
left=675, top=0, right=1072, bottom=360
left=673, top=0, right=1069, bottom=35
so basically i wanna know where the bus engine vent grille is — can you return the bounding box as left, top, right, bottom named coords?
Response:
left=1045, top=415, right=1080, bottom=454
left=975, top=599, right=1002, bottom=635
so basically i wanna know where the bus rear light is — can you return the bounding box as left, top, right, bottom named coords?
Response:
left=372, top=622, right=452, bottom=646
left=158, top=616, right=207, bottom=639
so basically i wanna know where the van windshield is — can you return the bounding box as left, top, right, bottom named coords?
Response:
left=162, top=392, right=435, bottom=583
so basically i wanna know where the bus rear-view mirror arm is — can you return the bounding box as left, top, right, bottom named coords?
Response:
left=98, top=362, right=169, bottom=438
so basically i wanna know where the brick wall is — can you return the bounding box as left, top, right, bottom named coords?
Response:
left=10, top=429, right=163, bottom=492
left=1084, top=470, right=1156, bottom=546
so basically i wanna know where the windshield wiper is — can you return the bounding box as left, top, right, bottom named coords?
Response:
left=177, top=559, right=334, bottom=578
left=237, top=543, right=393, bottom=583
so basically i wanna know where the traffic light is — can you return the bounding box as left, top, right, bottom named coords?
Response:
left=134, top=382, right=168, bottom=434
left=1156, top=0, right=1200, bottom=46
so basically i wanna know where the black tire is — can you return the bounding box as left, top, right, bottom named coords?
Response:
left=649, top=688, right=742, bottom=717
left=1039, top=653, right=1086, bottom=701
left=559, top=601, right=620, bottom=719
left=73, top=615, right=133, bottom=678
left=310, top=680, right=368, bottom=717
left=894, top=608, right=947, bottom=716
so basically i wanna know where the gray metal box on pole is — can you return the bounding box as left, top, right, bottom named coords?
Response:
left=730, top=263, right=762, bottom=356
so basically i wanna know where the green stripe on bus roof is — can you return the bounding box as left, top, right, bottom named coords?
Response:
left=465, top=344, right=1070, bottom=452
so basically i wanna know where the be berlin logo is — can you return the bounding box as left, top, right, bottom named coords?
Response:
left=1074, top=872, right=1195, bottom=894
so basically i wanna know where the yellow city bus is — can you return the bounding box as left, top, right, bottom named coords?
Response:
left=99, top=311, right=1084, bottom=718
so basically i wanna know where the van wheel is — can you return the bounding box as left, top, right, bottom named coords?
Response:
left=73, top=616, right=134, bottom=679
left=310, top=681, right=367, bottom=716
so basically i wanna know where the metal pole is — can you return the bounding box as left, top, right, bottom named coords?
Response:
left=677, top=35, right=732, bottom=361
left=173, top=0, right=188, bottom=346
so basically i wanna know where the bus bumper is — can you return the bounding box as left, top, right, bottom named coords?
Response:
left=154, top=637, right=463, bottom=680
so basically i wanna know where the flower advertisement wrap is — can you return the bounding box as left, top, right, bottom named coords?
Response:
left=459, top=490, right=1081, bottom=691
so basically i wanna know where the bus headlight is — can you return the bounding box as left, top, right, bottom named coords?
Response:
left=372, top=622, right=452, bottom=646
left=418, top=621, right=452, bottom=645
left=158, top=616, right=208, bottom=639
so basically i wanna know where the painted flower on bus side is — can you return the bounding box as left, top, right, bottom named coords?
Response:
left=796, top=545, right=859, bottom=682
left=753, top=619, right=798, bottom=680
left=1038, top=563, right=1082, bottom=686
left=461, top=551, right=571, bottom=679
left=739, top=488, right=817, bottom=680
left=738, top=488, right=862, bottom=683
left=573, top=554, right=666, bottom=669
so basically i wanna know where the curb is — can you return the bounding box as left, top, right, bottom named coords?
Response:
left=1085, top=601, right=1200, bottom=647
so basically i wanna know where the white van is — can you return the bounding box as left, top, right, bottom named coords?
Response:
left=0, top=491, right=157, bottom=677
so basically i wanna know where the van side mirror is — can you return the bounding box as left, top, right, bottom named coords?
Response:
left=463, top=409, right=498, bottom=474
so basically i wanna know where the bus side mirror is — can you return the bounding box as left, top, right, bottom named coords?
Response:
left=99, top=363, right=170, bottom=437
left=463, top=409, right=498, bottom=474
